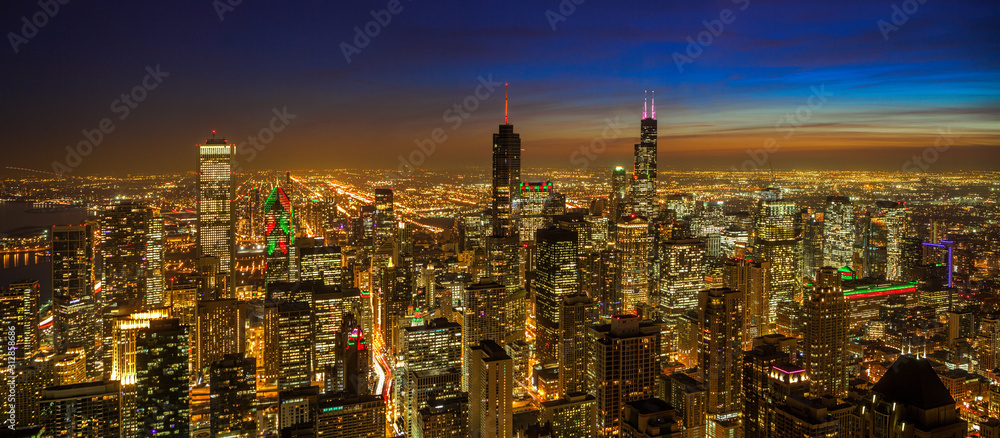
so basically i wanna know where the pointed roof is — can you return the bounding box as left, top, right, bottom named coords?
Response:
left=872, top=355, right=955, bottom=410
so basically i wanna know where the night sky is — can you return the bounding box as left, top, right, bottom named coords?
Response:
left=2, top=0, right=998, bottom=176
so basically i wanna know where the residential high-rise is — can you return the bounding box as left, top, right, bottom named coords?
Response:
left=265, top=185, right=298, bottom=284
left=299, top=245, right=343, bottom=287
left=278, top=301, right=312, bottom=390
left=136, top=318, right=189, bottom=437
left=723, top=258, right=771, bottom=345
left=462, top=279, right=506, bottom=390
left=416, top=395, right=469, bottom=438
left=557, top=294, right=594, bottom=396
left=632, top=93, right=657, bottom=219
left=402, top=318, right=462, bottom=373
left=51, top=224, right=96, bottom=370
left=468, top=340, right=513, bottom=438
left=802, top=266, right=848, bottom=398
left=591, top=315, right=659, bottom=437
left=209, top=353, right=257, bottom=437
left=516, top=181, right=554, bottom=243
left=620, top=398, right=683, bottom=438
left=753, top=189, right=801, bottom=305
left=247, top=300, right=280, bottom=390
left=535, top=226, right=579, bottom=364
left=489, top=87, right=521, bottom=345
left=662, top=373, right=706, bottom=438
left=823, top=195, right=854, bottom=269
left=741, top=338, right=793, bottom=438
left=540, top=392, right=597, bottom=438
left=618, top=215, right=652, bottom=313
left=197, top=137, right=236, bottom=297
left=39, top=381, right=121, bottom=437
left=657, top=238, right=706, bottom=312
left=195, top=299, right=246, bottom=376
left=1, top=280, right=40, bottom=361
left=698, top=287, right=743, bottom=425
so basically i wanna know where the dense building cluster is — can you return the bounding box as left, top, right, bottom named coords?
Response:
left=1, top=95, right=999, bottom=438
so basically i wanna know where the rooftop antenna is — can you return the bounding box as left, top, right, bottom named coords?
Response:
left=505, top=83, right=509, bottom=125
left=652, top=91, right=656, bottom=120
left=211, top=130, right=216, bottom=140
left=643, top=90, right=647, bottom=119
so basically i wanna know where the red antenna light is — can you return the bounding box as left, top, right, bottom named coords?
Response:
left=504, top=83, right=509, bottom=125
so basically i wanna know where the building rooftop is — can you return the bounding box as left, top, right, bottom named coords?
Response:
left=872, top=355, right=955, bottom=410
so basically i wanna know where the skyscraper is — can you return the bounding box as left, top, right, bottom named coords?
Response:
left=741, top=338, right=793, bottom=438
left=110, top=309, right=170, bottom=437
left=197, top=137, right=236, bottom=298
left=657, top=238, right=706, bottom=312
left=265, top=185, right=298, bottom=284
left=723, top=258, right=771, bottom=347
left=316, top=394, right=386, bottom=438
left=591, top=315, right=659, bottom=437
left=39, top=381, right=121, bottom=437
left=374, top=188, right=395, bottom=251
left=488, top=85, right=521, bottom=345
left=195, top=299, right=246, bottom=376
left=209, top=353, right=257, bottom=437
left=753, top=188, right=801, bottom=306
left=535, top=226, right=579, bottom=364
left=136, top=318, right=189, bottom=437
left=860, top=355, right=967, bottom=437
left=557, top=294, right=594, bottom=396
left=822, top=195, right=854, bottom=269
left=864, top=200, right=908, bottom=281
left=462, top=279, right=506, bottom=390
left=1, top=280, right=40, bottom=361
left=698, top=287, right=744, bottom=426
left=51, top=224, right=96, bottom=368
left=609, top=166, right=629, bottom=222
left=617, top=215, right=652, bottom=313
left=802, top=266, right=848, bottom=398
left=516, top=181, right=554, bottom=243
left=468, top=340, right=513, bottom=438
left=278, top=301, right=312, bottom=391
left=632, top=92, right=657, bottom=219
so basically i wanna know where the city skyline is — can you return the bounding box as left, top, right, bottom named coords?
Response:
left=1, top=1, right=998, bottom=176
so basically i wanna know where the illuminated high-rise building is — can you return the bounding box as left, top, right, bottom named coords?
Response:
left=51, top=224, right=97, bottom=373
left=864, top=201, right=908, bottom=281
left=416, top=394, right=469, bottom=438
left=299, top=245, right=343, bottom=287
left=316, top=394, right=386, bottom=438
left=741, top=338, right=793, bottom=438
left=209, top=353, right=257, bottom=437
left=402, top=318, right=462, bottom=436
left=246, top=300, right=280, bottom=389
left=110, top=309, right=170, bottom=437
left=374, top=188, right=395, bottom=250
left=278, top=301, right=312, bottom=391
left=753, top=188, right=801, bottom=305
left=591, top=315, right=659, bottom=437
left=314, top=288, right=356, bottom=389
left=822, top=195, right=854, bottom=269
left=662, top=373, right=706, bottom=438
left=540, top=392, right=597, bottom=438
left=632, top=92, right=657, bottom=219
left=698, top=287, right=743, bottom=426
left=516, top=181, right=554, bottom=243
left=557, top=294, right=595, bottom=396
left=617, top=215, right=652, bottom=313
left=145, top=213, right=165, bottom=308
left=195, top=299, right=246, bottom=377
left=197, top=137, right=236, bottom=297
left=265, top=185, right=298, bottom=284
left=468, top=339, right=513, bottom=438
left=620, top=398, right=683, bottom=437
left=802, top=267, right=848, bottom=398
left=859, top=355, right=967, bottom=437
left=136, top=317, right=189, bottom=437
left=1, top=280, right=40, bottom=361
left=342, top=325, right=370, bottom=396
left=488, top=86, right=521, bottom=347
left=609, top=166, right=629, bottom=222
left=39, top=381, right=121, bottom=437
left=723, top=258, right=771, bottom=346
left=535, top=226, right=579, bottom=364
left=462, top=279, right=506, bottom=390
left=657, top=238, right=706, bottom=312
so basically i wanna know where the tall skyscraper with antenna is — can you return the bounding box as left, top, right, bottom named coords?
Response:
left=632, top=92, right=657, bottom=219
left=488, top=83, right=521, bottom=345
